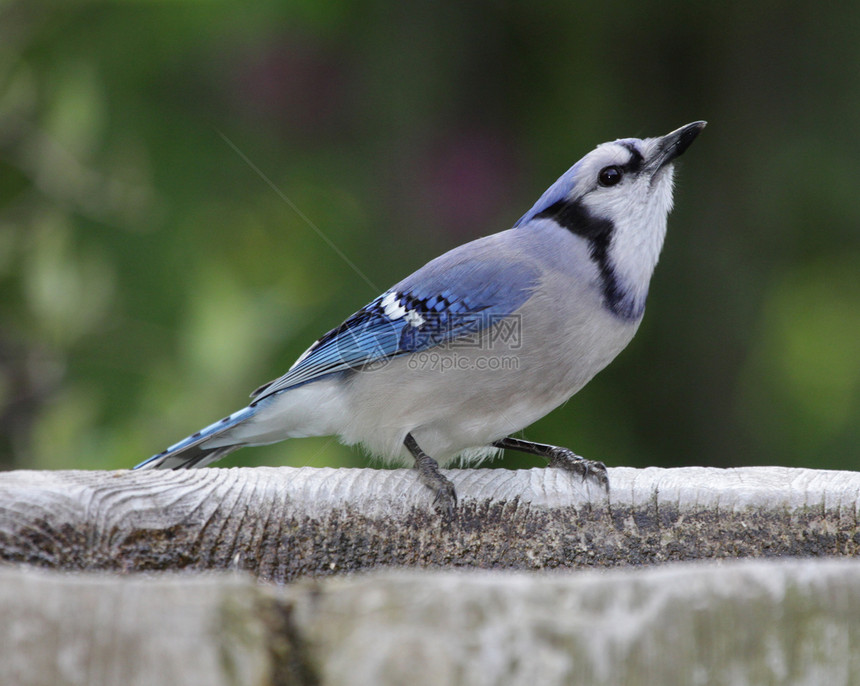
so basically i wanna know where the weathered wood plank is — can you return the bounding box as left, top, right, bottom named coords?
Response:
left=0, top=567, right=290, bottom=686
left=1, top=466, right=859, bottom=582
left=4, top=559, right=860, bottom=686
left=288, top=559, right=860, bottom=686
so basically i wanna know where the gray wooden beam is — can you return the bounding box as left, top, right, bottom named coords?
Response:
left=4, top=559, right=860, bottom=685
left=1, top=466, right=858, bottom=581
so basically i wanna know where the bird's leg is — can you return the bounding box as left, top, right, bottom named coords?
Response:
left=404, top=433, right=457, bottom=516
left=492, top=437, right=609, bottom=491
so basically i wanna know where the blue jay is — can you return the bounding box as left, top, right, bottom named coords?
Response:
left=137, top=121, right=705, bottom=514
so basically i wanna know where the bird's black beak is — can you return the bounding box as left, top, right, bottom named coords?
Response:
left=653, top=121, right=707, bottom=169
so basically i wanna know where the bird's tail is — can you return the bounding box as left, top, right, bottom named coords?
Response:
left=134, top=405, right=259, bottom=470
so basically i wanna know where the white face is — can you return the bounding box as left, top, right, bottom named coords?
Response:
left=515, top=122, right=703, bottom=318
left=573, top=136, right=679, bottom=319
left=575, top=138, right=676, bottom=226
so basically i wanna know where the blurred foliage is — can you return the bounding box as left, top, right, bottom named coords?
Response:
left=1, top=1, right=858, bottom=472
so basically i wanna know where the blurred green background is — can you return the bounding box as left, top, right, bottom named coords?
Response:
left=1, top=1, right=858, bottom=473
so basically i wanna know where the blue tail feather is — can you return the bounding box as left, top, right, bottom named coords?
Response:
left=135, top=405, right=258, bottom=470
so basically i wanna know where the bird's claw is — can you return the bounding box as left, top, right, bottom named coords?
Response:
left=432, top=481, right=458, bottom=519
left=548, top=448, right=609, bottom=491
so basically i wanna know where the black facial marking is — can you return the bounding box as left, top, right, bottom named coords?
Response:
left=535, top=199, right=639, bottom=320
left=619, top=142, right=644, bottom=174
left=535, top=198, right=611, bottom=249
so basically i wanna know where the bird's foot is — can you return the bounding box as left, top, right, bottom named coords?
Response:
left=493, top=437, right=610, bottom=492
left=546, top=447, right=609, bottom=491
left=416, top=457, right=457, bottom=518
left=405, top=432, right=458, bottom=518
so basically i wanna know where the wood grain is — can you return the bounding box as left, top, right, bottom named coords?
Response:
left=1, top=466, right=859, bottom=582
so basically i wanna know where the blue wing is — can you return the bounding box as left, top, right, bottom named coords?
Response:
left=250, top=250, right=539, bottom=402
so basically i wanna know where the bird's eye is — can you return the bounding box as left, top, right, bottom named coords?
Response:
left=598, top=166, right=623, bottom=187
